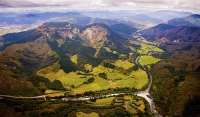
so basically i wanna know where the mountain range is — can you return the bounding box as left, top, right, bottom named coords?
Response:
left=0, top=10, right=200, bottom=117
left=0, top=22, right=134, bottom=96
left=139, top=24, right=200, bottom=42
left=167, top=14, right=200, bottom=27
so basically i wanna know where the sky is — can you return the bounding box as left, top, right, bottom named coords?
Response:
left=0, top=0, right=199, bottom=13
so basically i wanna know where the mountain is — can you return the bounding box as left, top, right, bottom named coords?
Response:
left=0, top=22, right=134, bottom=96
left=148, top=10, right=193, bottom=21
left=0, top=11, right=128, bottom=36
left=0, top=12, right=84, bottom=25
left=151, top=42, right=200, bottom=116
left=167, top=14, right=200, bottom=27
left=50, top=16, right=121, bottom=26
left=131, top=14, right=163, bottom=24
left=139, top=24, right=200, bottom=42
left=109, top=23, right=137, bottom=35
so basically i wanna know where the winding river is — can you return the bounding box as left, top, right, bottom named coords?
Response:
left=134, top=55, right=162, bottom=117
left=0, top=55, right=162, bottom=117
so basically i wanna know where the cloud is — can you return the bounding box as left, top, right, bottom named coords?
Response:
left=0, top=0, right=199, bottom=13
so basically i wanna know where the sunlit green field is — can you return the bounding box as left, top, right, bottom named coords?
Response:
left=74, top=77, right=109, bottom=93
left=130, top=70, right=148, bottom=89
left=38, top=58, right=149, bottom=93
left=106, top=72, right=126, bottom=80
left=76, top=112, right=99, bottom=117
left=137, top=43, right=164, bottom=55
left=114, top=60, right=134, bottom=70
left=104, top=47, right=118, bottom=54
left=70, top=54, right=78, bottom=64
left=94, top=97, right=115, bottom=105
left=84, top=64, right=93, bottom=71
left=139, top=55, right=161, bottom=66
left=104, top=47, right=112, bottom=52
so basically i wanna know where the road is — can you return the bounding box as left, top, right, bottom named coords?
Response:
left=134, top=55, right=162, bottom=117
left=0, top=55, right=162, bottom=116
left=0, top=94, right=47, bottom=101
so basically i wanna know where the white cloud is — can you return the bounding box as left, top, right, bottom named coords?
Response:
left=0, top=0, right=199, bottom=13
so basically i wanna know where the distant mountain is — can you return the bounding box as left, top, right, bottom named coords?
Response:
left=167, top=14, right=200, bottom=27
left=148, top=10, right=193, bottom=21
left=81, top=10, right=149, bottom=19
left=131, top=14, right=163, bottom=24
left=139, top=24, right=200, bottom=42
left=0, top=11, right=125, bottom=36
left=50, top=16, right=121, bottom=26
left=0, top=22, right=134, bottom=95
left=109, top=23, right=137, bottom=35
left=0, top=12, right=84, bottom=25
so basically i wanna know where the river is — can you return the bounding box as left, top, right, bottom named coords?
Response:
left=134, top=55, right=162, bottom=117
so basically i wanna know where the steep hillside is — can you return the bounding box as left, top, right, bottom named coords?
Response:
left=140, top=24, right=200, bottom=42
left=110, top=23, right=137, bottom=35
left=0, top=22, right=135, bottom=96
left=150, top=42, right=200, bottom=116
left=167, top=14, right=200, bottom=27
left=0, top=31, right=59, bottom=96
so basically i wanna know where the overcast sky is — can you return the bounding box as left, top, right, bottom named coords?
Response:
left=0, top=0, right=199, bottom=13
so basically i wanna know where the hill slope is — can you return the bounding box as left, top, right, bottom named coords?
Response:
left=0, top=22, right=135, bottom=96
left=139, top=24, right=200, bottom=42
left=151, top=42, right=200, bottom=116
left=167, top=14, right=200, bottom=27
left=109, top=23, right=138, bottom=35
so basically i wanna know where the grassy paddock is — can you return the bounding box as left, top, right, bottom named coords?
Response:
left=130, top=70, right=148, bottom=89
left=74, top=77, right=109, bottom=93
left=139, top=55, right=161, bottom=66
left=76, top=112, right=99, bottom=117
left=84, top=64, right=93, bottom=71
left=70, top=55, right=78, bottom=64
left=138, top=43, right=163, bottom=55
left=94, top=97, right=115, bottom=105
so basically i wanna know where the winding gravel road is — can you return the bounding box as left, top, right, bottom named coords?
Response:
left=134, top=55, right=162, bottom=117
left=0, top=55, right=162, bottom=117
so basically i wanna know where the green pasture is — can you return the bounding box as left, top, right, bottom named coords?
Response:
left=59, top=77, right=88, bottom=87
left=84, top=64, right=93, bottom=72
left=137, top=43, right=164, bottom=55
left=70, top=55, right=78, bottom=64
left=92, top=65, right=107, bottom=74
left=76, top=112, right=99, bottom=117
left=117, top=78, right=137, bottom=88
left=107, top=72, right=126, bottom=80
left=74, top=77, right=109, bottom=92
left=104, top=47, right=112, bottom=52
left=130, top=70, right=148, bottom=89
left=104, top=47, right=118, bottom=54
left=37, top=57, right=149, bottom=93
left=114, top=60, right=135, bottom=70
left=44, top=89, right=61, bottom=94
left=139, top=55, right=161, bottom=66
left=94, top=97, right=115, bottom=105
left=135, top=100, right=145, bottom=112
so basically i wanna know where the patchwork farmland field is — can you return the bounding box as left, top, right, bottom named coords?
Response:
left=37, top=57, right=150, bottom=94
left=137, top=43, right=164, bottom=55
left=139, top=55, right=161, bottom=66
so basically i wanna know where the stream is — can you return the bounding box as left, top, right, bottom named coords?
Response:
left=134, top=55, right=162, bottom=117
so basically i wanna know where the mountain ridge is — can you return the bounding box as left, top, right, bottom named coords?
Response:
left=167, top=14, right=200, bottom=27
left=0, top=22, right=134, bottom=95
left=140, top=24, right=200, bottom=42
